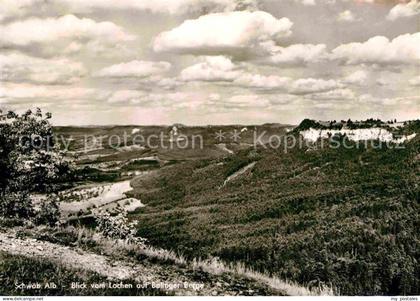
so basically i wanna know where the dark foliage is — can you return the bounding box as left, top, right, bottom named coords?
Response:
left=132, top=127, right=420, bottom=295
left=0, top=109, right=73, bottom=219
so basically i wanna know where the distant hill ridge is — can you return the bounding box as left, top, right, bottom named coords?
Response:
left=295, top=118, right=420, bottom=132
left=295, top=118, right=420, bottom=143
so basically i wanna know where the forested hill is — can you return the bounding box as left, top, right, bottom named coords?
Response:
left=130, top=122, right=420, bottom=295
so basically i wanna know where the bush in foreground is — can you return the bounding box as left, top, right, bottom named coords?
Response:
left=0, top=109, right=73, bottom=223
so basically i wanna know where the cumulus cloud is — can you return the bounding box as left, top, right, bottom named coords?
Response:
left=180, top=56, right=241, bottom=81
left=0, top=0, right=260, bottom=23
left=57, top=0, right=258, bottom=15
left=387, top=0, right=420, bottom=21
left=332, top=33, right=420, bottom=65
left=146, top=77, right=182, bottom=90
left=409, top=75, right=420, bottom=86
left=0, top=83, right=109, bottom=103
left=305, top=88, right=356, bottom=101
left=180, top=56, right=293, bottom=90
left=289, top=78, right=343, bottom=95
left=0, top=0, right=44, bottom=21
left=359, top=94, right=420, bottom=107
left=227, top=94, right=271, bottom=108
left=180, top=56, right=343, bottom=93
left=262, top=43, right=328, bottom=66
left=94, top=60, right=171, bottom=78
left=0, top=52, right=87, bottom=85
left=294, top=0, right=376, bottom=6
left=143, top=92, right=198, bottom=105
left=108, top=90, right=145, bottom=104
left=295, top=0, right=316, bottom=6
left=1, top=0, right=416, bottom=124
left=0, top=15, right=135, bottom=56
left=235, top=73, right=292, bottom=89
left=343, top=70, right=369, bottom=85
left=337, top=10, right=356, bottom=22
left=153, top=11, right=293, bottom=57
left=210, top=93, right=300, bottom=111
left=0, top=15, right=134, bottom=46
left=107, top=90, right=203, bottom=108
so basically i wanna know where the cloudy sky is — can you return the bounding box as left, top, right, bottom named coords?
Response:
left=0, top=0, right=419, bottom=125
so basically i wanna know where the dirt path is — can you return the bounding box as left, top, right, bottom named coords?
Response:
left=216, top=143, right=234, bottom=155
left=223, top=162, right=256, bottom=187
left=0, top=231, right=276, bottom=296
left=0, top=232, right=136, bottom=279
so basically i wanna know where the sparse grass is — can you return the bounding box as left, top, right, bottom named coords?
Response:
left=0, top=251, right=162, bottom=296
left=31, top=225, right=328, bottom=296
left=191, top=257, right=333, bottom=296
left=57, top=226, right=331, bottom=295
left=114, top=239, right=333, bottom=295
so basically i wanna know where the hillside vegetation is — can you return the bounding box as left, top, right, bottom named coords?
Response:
left=130, top=127, right=420, bottom=295
left=0, top=252, right=159, bottom=296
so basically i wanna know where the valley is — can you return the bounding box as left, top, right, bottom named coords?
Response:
left=1, top=119, right=419, bottom=296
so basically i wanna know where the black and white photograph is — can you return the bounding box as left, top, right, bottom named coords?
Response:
left=0, top=0, right=419, bottom=298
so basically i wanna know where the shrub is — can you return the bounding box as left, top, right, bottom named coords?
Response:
left=95, top=210, right=145, bottom=244
left=34, top=196, right=60, bottom=227
left=0, top=109, right=74, bottom=223
left=0, top=190, right=33, bottom=218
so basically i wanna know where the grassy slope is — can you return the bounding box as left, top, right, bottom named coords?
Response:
left=130, top=136, right=420, bottom=295
left=0, top=251, right=160, bottom=296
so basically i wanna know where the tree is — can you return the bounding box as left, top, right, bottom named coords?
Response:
left=347, top=119, right=355, bottom=129
left=0, top=108, right=74, bottom=219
